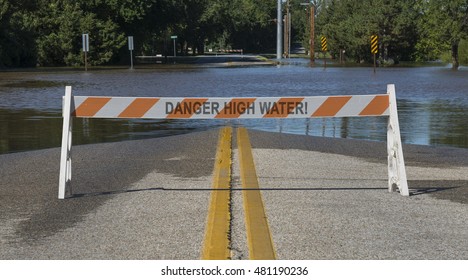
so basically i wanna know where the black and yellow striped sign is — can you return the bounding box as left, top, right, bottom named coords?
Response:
left=321, top=36, right=328, bottom=52
left=371, top=35, right=378, bottom=54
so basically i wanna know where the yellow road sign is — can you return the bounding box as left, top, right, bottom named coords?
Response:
left=371, top=35, right=378, bottom=54
left=321, top=36, right=328, bottom=52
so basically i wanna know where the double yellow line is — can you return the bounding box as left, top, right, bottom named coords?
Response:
left=201, top=127, right=276, bottom=260
left=201, top=127, right=232, bottom=260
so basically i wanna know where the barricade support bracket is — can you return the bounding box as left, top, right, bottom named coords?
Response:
left=58, top=86, right=73, bottom=199
left=387, top=84, right=409, bottom=196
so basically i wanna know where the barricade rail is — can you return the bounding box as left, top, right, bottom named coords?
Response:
left=217, top=49, right=243, bottom=54
left=59, top=84, right=409, bottom=198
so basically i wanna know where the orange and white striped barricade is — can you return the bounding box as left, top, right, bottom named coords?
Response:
left=59, top=84, right=408, bottom=198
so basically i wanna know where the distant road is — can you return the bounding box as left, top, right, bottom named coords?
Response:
left=135, top=54, right=276, bottom=67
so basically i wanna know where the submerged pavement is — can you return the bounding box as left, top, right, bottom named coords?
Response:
left=0, top=128, right=467, bottom=259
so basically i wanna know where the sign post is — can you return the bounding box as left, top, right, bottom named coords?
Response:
left=321, top=36, right=328, bottom=69
left=371, top=35, right=378, bottom=73
left=82, top=33, right=89, bottom=71
left=171, top=35, right=177, bottom=63
left=128, top=36, right=134, bottom=69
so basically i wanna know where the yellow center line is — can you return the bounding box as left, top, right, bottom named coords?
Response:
left=237, top=127, right=277, bottom=260
left=201, top=127, right=232, bottom=260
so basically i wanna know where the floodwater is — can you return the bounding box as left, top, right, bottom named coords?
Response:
left=0, top=61, right=467, bottom=154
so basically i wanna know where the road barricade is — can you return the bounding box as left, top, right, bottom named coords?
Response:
left=59, top=84, right=408, bottom=198
left=217, top=49, right=243, bottom=55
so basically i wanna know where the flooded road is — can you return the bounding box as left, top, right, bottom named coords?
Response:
left=0, top=62, right=467, bottom=154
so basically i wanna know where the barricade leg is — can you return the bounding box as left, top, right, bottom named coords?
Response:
left=59, top=86, right=73, bottom=199
left=387, top=84, right=409, bottom=196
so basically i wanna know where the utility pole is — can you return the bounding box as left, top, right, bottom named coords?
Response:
left=284, top=14, right=288, bottom=58
left=284, top=0, right=291, bottom=58
left=310, top=4, right=315, bottom=62
left=301, top=1, right=315, bottom=62
left=277, top=0, right=282, bottom=60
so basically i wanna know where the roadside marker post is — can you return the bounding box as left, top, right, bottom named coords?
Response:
left=82, top=34, right=89, bottom=71
left=371, top=35, right=378, bottom=73
left=171, top=35, right=177, bottom=63
left=321, top=36, right=328, bottom=68
left=58, top=85, right=409, bottom=198
left=128, top=36, right=134, bottom=69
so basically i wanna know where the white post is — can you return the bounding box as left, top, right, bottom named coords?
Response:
left=172, top=36, right=177, bottom=64
left=128, top=36, right=134, bottom=69
left=277, top=0, right=282, bottom=59
left=387, top=84, right=409, bottom=196
left=59, top=86, right=73, bottom=199
left=82, top=34, right=89, bottom=71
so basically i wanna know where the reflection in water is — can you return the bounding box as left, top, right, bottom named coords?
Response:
left=0, top=109, right=61, bottom=154
left=0, top=108, right=225, bottom=154
left=427, top=101, right=468, bottom=147
left=0, top=98, right=466, bottom=155
left=0, top=65, right=467, bottom=154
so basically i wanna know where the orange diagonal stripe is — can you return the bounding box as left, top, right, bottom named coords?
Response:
left=73, top=97, right=112, bottom=117
left=264, top=98, right=305, bottom=118
left=359, top=95, right=389, bottom=116
left=215, top=98, right=256, bottom=118
left=118, top=98, right=160, bottom=118
left=312, top=96, right=352, bottom=117
left=166, top=98, right=209, bottom=118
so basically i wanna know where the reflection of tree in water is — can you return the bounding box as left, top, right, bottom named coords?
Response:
left=0, top=108, right=212, bottom=154
left=428, top=101, right=468, bottom=147
left=391, top=99, right=467, bottom=148
left=1, top=97, right=467, bottom=154
left=333, top=116, right=387, bottom=142
left=0, top=109, right=62, bottom=154
left=340, top=117, right=348, bottom=139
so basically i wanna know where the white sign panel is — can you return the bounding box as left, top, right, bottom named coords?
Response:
left=82, top=34, right=89, bottom=52
left=128, top=36, right=134, bottom=51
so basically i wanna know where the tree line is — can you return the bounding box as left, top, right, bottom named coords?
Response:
left=0, top=0, right=276, bottom=67
left=0, top=0, right=466, bottom=69
left=313, top=0, right=467, bottom=69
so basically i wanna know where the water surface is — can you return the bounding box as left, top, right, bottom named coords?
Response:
left=0, top=62, right=467, bottom=154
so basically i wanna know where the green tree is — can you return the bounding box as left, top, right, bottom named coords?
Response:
left=317, top=0, right=421, bottom=64
left=418, top=0, right=468, bottom=69
left=227, top=0, right=277, bottom=52
left=317, top=0, right=370, bottom=62
left=0, top=0, right=37, bottom=67
left=35, top=1, right=81, bottom=66
left=35, top=0, right=126, bottom=66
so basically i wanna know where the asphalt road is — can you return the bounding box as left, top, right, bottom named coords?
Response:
left=246, top=130, right=468, bottom=259
left=1, top=128, right=467, bottom=259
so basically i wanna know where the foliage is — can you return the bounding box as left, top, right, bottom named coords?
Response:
left=440, top=39, right=468, bottom=65
left=416, top=0, right=468, bottom=69
left=0, top=1, right=37, bottom=67
left=316, top=0, right=421, bottom=63
left=0, top=0, right=466, bottom=67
